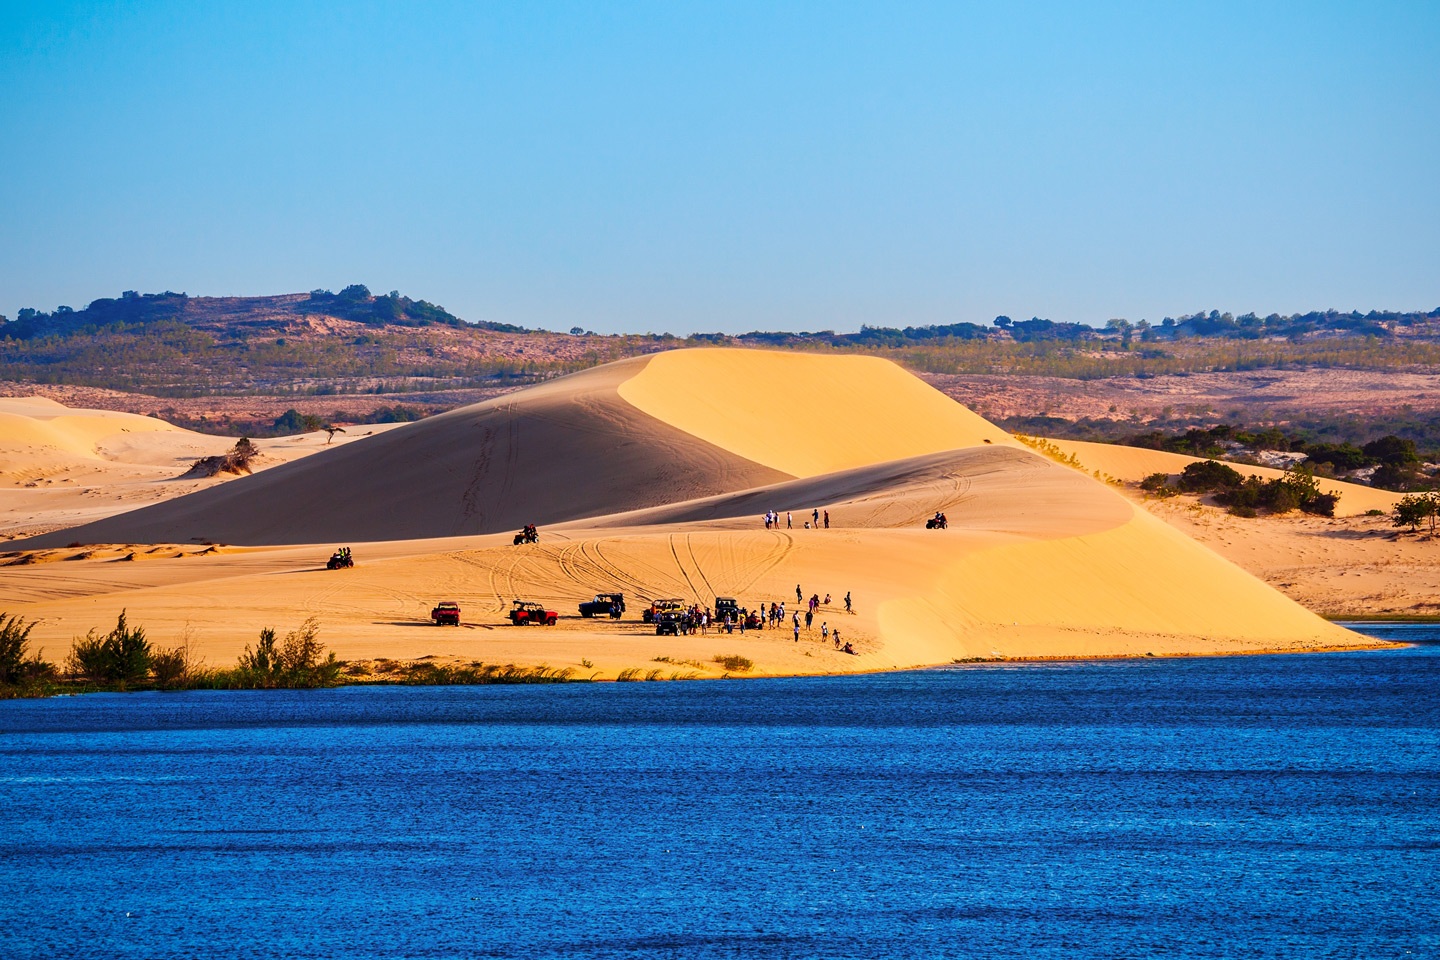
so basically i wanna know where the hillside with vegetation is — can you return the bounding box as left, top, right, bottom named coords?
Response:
left=3, top=288, right=1438, bottom=478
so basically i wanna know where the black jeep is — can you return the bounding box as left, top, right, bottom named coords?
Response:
left=579, top=593, right=626, bottom=618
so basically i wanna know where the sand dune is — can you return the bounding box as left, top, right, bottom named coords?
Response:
left=0, top=348, right=1384, bottom=673
left=0, top=398, right=407, bottom=539
left=618, top=349, right=1020, bottom=476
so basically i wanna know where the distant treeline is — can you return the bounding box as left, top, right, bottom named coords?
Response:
left=4, top=288, right=1440, bottom=393
left=0, top=286, right=490, bottom=339
left=727, top=309, right=1440, bottom=349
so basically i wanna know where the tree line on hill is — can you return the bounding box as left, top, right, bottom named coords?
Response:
left=5, top=287, right=1436, bottom=347
left=0, top=286, right=495, bottom=340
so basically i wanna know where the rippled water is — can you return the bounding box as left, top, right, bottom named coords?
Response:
left=2, top=627, right=1437, bottom=958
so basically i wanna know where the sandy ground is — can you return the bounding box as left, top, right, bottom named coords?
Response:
left=0, top=350, right=1400, bottom=677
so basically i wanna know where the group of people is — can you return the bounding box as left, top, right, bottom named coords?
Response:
left=763, top=508, right=830, bottom=530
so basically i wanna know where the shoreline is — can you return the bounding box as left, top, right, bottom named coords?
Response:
left=4, top=635, right=1418, bottom=699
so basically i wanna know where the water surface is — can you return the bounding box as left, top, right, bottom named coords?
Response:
left=2, top=628, right=1436, bottom=958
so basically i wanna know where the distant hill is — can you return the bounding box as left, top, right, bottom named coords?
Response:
left=2, top=287, right=1438, bottom=397
left=0, top=286, right=494, bottom=340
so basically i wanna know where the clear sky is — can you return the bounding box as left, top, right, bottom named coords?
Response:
left=2, top=1, right=1436, bottom=334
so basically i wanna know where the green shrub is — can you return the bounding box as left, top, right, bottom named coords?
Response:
left=713, top=654, right=753, bottom=672
left=0, top=613, right=55, bottom=691
left=0, top=613, right=37, bottom=685
left=66, top=611, right=151, bottom=685
left=1178, top=460, right=1244, bottom=493
left=1393, top=492, right=1439, bottom=533
left=234, top=618, right=340, bottom=688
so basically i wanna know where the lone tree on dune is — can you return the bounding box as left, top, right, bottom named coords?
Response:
left=1393, top=491, right=1439, bottom=534
left=323, top=425, right=345, bottom=444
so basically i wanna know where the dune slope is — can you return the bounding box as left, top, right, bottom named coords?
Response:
left=19, top=357, right=790, bottom=547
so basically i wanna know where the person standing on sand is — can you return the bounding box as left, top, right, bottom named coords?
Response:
left=796, top=584, right=802, bottom=604
left=823, top=510, right=829, bottom=529
left=787, top=511, right=792, bottom=529
left=822, top=622, right=828, bottom=643
left=805, top=609, right=813, bottom=631
left=845, top=591, right=852, bottom=614
left=812, top=508, right=819, bottom=526
left=793, top=613, right=800, bottom=642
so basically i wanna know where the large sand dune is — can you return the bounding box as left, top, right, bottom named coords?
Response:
left=1, top=349, right=1382, bottom=672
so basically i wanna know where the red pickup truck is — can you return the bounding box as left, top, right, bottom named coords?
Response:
left=431, top=602, right=460, bottom=626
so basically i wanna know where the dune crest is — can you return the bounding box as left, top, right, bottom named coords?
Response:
left=618, top=348, right=1019, bottom=477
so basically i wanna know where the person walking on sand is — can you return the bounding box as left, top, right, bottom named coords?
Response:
left=812, top=508, right=819, bottom=526
left=823, top=510, right=829, bottom=529
left=787, top=511, right=792, bottom=529
left=796, top=584, right=803, bottom=604
left=793, top=613, right=800, bottom=642
left=845, top=591, right=852, bottom=614
left=821, top=622, right=829, bottom=643
left=805, top=609, right=813, bottom=631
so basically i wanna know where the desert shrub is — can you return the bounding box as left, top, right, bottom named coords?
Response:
left=150, top=634, right=202, bottom=691
left=234, top=618, right=340, bottom=688
left=1178, top=460, right=1244, bottom=493
left=1365, top=508, right=1385, bottom=516
left=1227, top=505, right=1258, bottom=518
left=1139, top=472, right=1173, bottom=492
left=0, top=613, right=55, bottom=690
left=66, top=611, right=151, bottom=685
left=713, top=654, right=753, bottom=672
left=615, top=667, right=643, bottom=682
left=0, top=612, right=36, bottom=685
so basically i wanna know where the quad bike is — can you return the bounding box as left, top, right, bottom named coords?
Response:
left=925, top=517, right=948, bottom=530
left=327, top=551, right=354, bottom=569
left=513, top=525, right=540, bottom=545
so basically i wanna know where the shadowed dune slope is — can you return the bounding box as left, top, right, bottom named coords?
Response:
left=19, top=357, right=791, bottom=547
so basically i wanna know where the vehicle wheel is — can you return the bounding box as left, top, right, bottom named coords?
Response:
left=547, top=616, right=557, bottom=626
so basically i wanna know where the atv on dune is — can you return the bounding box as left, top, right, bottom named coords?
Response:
left=514, top=524, right=540, bottom=545
left=326, top=548, right=354, bottom=570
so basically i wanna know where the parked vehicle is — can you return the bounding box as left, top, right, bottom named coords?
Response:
left=509, top=600, right=558, bottom=626
left=714, top=597, right=739, bottom=622
left=431, top=602, right=460, bottom=626
left=579, top=593, right=625, bottom=618
left=743, top=610, right=765, bottom=630
left=655, top=611, right=681, bottom=636
left=643, top=598, right=685, bottom=624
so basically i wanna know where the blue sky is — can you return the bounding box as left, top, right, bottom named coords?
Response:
left=2, top=1, right=1436, bottom=334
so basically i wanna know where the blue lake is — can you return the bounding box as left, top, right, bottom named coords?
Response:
left=2, top=626, right=1437, bottom=958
